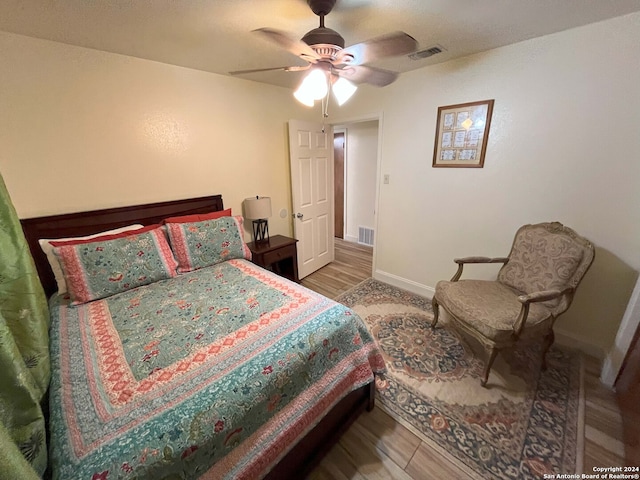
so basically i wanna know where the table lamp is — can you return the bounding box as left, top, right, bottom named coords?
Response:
left=243, top=196, right=272, bottom=243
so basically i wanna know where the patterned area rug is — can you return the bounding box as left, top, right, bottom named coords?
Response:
left=336, top=279, right=584, bottom=480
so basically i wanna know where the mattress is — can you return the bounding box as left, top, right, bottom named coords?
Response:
left=48, top=259, right=384, bottom=479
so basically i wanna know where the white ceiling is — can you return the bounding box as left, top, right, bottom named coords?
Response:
left=2, top=0, right=640, bottom=90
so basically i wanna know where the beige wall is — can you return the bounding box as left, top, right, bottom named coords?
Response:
left=1, top=12, right=639, bottom=357
left=0, top=31, right=317, bottom=238
left=332, top=12, right=640, bottom=356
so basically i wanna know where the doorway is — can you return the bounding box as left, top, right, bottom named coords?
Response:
left=289, top=116, right=380, bottom=280
left=333, top=120, right=379, bottom=248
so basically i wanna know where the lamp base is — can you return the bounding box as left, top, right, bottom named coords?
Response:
left=252, top=219, right=269, bottom=243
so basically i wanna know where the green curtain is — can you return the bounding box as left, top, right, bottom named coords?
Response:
left=0, top=172, right=50, bottom=477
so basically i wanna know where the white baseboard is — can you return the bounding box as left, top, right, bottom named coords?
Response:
left=373, top=269, right=605, bottom=360
left=600, top=357, right=617, bottom=388
left=344, top=234, right=358, bottom=244
left=373, top=269, right=435, bottom=299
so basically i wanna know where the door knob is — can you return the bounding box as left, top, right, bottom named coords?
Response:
left=296, top=213, right=304, bottom=219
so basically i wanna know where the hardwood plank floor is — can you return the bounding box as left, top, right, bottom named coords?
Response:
left=301, top=238, right=374, bottom=299
left=303, top=238, right=631, bottom=479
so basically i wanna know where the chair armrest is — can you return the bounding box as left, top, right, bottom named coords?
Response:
left=512, top=286, right=574, bottom=338
left=454, top=257, right=509, bottom=265
left=450, top=257, right=509, bottom=281
left=517, top=287, right=574, bottom=305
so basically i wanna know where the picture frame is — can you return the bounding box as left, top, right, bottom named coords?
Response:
left=432, top=99, right=494, bottom=168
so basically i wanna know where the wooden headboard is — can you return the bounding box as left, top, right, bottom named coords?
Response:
left=20, top=195, right=224, bottom=297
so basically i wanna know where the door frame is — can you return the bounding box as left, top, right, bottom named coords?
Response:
left=601, top=275, right=640, bottom=387
left=333, top=128, right=346, bottom=239
left=329, top=112, right=384, bottom=277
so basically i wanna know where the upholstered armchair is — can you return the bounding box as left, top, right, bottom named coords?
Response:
left=431, top=222, right=594, bottom=387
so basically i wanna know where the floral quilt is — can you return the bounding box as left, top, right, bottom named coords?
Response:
left=48, top=259, right=384, bottom=479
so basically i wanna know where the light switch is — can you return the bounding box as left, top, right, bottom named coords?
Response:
left=383, top=174, right=390, bottom=184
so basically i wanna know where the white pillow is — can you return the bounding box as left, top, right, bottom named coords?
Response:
left=39, top=224, right=145, bottom=294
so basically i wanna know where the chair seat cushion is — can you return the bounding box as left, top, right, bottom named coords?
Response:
left=435, top=280, right=553, bottom=344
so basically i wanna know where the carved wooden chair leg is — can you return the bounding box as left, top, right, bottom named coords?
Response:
left=431, top=296, right=440, bottom=329
left=481, top=347, right=499, bottom=387
left=541, top=329, right=555, bottom=371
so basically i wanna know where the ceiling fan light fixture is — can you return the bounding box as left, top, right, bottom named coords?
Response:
left=332, top=77, right=357, bottom=106
left=294, top=68, right=328, bottom=106
left=294, top=87, right=315, bottom=107
left=305, top=68, right=329, bottom=100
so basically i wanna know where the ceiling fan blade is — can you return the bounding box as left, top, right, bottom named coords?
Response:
left=253, top=28, right=320, bottom=62
left=336, top=65, right=398, bottom=87
left=229, top=65, right=310, bottom=75
left=336, top=31, right=418, bottom=66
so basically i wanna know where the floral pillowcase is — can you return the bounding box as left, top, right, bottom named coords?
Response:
left=51, top=225, right=178, bottom=305
left=165, top=215, right=251, bottom=273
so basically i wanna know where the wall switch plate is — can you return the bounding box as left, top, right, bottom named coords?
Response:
left=383, top=174, right=390, bottom=184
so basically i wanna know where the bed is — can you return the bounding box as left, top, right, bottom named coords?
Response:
left=21, top=195, right=384, bottom=479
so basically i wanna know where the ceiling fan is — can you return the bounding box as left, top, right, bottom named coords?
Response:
left=230, top=0, right=418, bottom=106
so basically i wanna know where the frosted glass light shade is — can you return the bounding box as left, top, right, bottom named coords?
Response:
left=305, top=69, right=329, bottom=100
left=294, top=69, right=358, bottom=107
left=332, top=77, right=357, bottom=106
left=294, top=68, right=328, bottom=106
left=294, top=88, right=315, bottom=107
left=243, top=196, right=272, bottom=219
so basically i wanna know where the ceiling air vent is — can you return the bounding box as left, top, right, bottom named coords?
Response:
left=408, top=45, right=444, bottom=60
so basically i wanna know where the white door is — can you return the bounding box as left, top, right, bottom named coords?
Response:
left=288, top=119, right=334, bottom=279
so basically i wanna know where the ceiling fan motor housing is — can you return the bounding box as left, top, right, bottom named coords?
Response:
left=307, top=0, right=337, bottom=16
left=303, top=0, right=349, bottom=61
left=302, top=27, right=345, bottom=49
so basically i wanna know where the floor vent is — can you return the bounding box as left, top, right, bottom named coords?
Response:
left=358, top=227, right=375, bottom=246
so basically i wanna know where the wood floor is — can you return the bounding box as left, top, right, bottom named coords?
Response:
left=301, top=238, right=374, bottom=299
left=302, top=238, right=631, bottom=479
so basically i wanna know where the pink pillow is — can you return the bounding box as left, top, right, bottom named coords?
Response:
left=163, top=208, right=232, bottom=224
left=50, top=224, right=160, bottom=247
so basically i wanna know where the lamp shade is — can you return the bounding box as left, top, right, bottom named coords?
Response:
left=294, top=68, right=329, bottom=106
left=294, top=88, right=315, bottom=107
left=243, top=196, right=272, bottom=220
left=332, top=77, right=357, bottom=106
left=304, top=69, right=329, bottom=100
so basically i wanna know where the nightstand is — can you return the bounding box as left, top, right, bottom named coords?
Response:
left=247, top=235, right=299, bottom=283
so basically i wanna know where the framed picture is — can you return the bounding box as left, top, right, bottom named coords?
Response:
left=432, top=99, right=494, bottom=168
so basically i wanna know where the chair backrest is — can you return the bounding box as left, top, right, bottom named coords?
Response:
left=498, top=222, right=595, bottom=316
